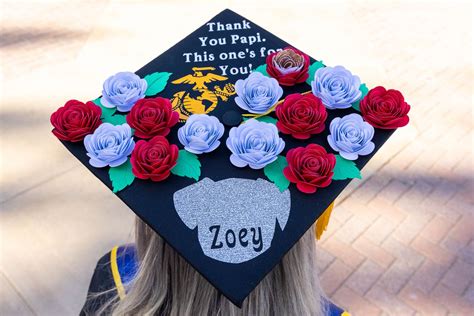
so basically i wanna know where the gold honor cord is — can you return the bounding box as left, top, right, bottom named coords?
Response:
left=110, top=246, right=126, bottom=300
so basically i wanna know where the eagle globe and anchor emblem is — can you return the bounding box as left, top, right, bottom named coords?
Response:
left=171, top=67, right=236, bottom=121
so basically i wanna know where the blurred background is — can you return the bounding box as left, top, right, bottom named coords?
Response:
left=0, top=0, right=472, bottom=315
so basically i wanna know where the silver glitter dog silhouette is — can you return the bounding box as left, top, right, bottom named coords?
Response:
left=173, top=178, right=291, bottom=264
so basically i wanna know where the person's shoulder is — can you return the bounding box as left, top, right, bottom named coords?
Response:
left=80, top=245, right=137, bottom=315
left=325, top=299, right=351, bottom=316
left=112, top=244, right=139, bottom=291
left=80, top=249, right=115, bottom=315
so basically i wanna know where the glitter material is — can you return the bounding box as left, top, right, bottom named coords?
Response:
left=173, top=177, right=290, bottom=264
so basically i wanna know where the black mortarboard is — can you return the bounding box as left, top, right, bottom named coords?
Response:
left=50, top=9, right=410, bottom=307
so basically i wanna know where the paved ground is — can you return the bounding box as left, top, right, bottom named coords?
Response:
left=1, top=0, right=472, bottom=315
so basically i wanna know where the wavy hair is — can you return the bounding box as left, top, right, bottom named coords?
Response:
left=103, top=218, right=326, bottom=316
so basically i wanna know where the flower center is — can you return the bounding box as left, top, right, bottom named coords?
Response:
left=117, top=81, right=132, bottom=94
left=302, top=156, right=322, bottom=175
left=248, top=134, right=265, bottom=150
left=294, top=103, right=310, bottom=118
left=104, top=135, right=117, bottom=147
left=142, top=108, right=157, bottom=118
left=147, top=145, right=166, bottom=161
left=254, top=85, right=268, bottom=96
left=274, top=49, right=304, bottom=69
left=66, top=110, right=82, bottom=124
left=192, top=124, right=209, bottom=138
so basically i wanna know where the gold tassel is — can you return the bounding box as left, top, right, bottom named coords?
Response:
left=315, top=201, right=335, bottom=240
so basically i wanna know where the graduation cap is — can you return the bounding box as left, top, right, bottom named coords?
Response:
left=50, top=9, right=410, bottom=307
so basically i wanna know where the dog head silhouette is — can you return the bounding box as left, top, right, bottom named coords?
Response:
left=173, top=178, right=291, bottom=263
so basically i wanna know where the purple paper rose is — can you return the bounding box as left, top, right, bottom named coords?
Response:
left=327, top=113, right=375, bottom=160
left=235, top=72, right=283, bottom=114
left=84, top=123, right=135, bottom=168
left=101, top=72, right=147, bottom=112
left=178, top=114, right=225, bottom=154
left=226, top=119, right=285, bottom=169
left=311, top=66, right=362, bottom=110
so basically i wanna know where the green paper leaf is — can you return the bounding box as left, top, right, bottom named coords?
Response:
left=306, top=60, right=325, bottom=85
left=332, top=155, right=362, bottom=180
left=351, top=83, right=369, bottom=111
left=243, top=115, right=277, bottom=125
left=92, top=97, right=116, bottom=118
left=253, top=64, right=269, bottom=77
left=171, top=150, right=201, bottom=181
left=109, top=159, right=135, bottom=193
left=144, top=72, right=172, bottom=96
left=101, top=113, right=127, bottom=125
left=264, top=155, right=290, bottom=192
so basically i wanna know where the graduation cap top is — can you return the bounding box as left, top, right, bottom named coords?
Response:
left=50, top=9, right=410, bottom=306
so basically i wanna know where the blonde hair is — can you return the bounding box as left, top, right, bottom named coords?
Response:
left=106, top=218, right=326, bottom=315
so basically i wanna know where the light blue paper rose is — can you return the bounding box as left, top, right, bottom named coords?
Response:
left=101, top=72, right=147, bottom=112
left=311, top=66, right=362, bottom=110
left=84, top=123, right=135, bottom=168
left=327, top=113, right=375, bottom=160
left=226, top=119, right=285, bottom=169
left=178, top=114, right=225, bottom=154
left=235, top=72, right=283, bottom=114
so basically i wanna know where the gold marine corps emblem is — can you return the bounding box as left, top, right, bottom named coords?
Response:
left=171, top=67, right=236, bottom=121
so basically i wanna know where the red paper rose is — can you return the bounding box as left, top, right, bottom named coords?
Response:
left=276, top=93, right=327, bottom=139
left=50, top=99, right=102, bottom=142
left=126, top=97, right=179, bottom=139
left=283, top=144, right=335, bottom=194
left=131, top=136, right=179, bottom=182
left=266, top=47, right=310, bottom=86
left=360, top=86, right=410, bottom=129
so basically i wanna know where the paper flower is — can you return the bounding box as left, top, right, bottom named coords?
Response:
left=360, top=86, right=410, bottom=129
left=234, top=72, right=283, bottom=114
left=101, top=72, right=147, bottom=112
left=311, top=66, right=362, bottom=110
left=126, top=97, right=179, bottom=139
left=84, top=123, right=135, bottom=168
left=131, top=136, right=178, bottom=182
left=226, top=119, right=285, bottom=169
left=275, top=93, right=327, bottom=139
left=283, top=144, right=335, bottom=194
left=327, top=113, right=375, bottom=160
left=50, top=99, right=102, bottom=142
left=266, top=47, right=310, bottom=86
left=178, top=114, right=224, bottom=154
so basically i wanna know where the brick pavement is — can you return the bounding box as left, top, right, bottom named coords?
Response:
left=1, top=1, right=472, bottom=315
